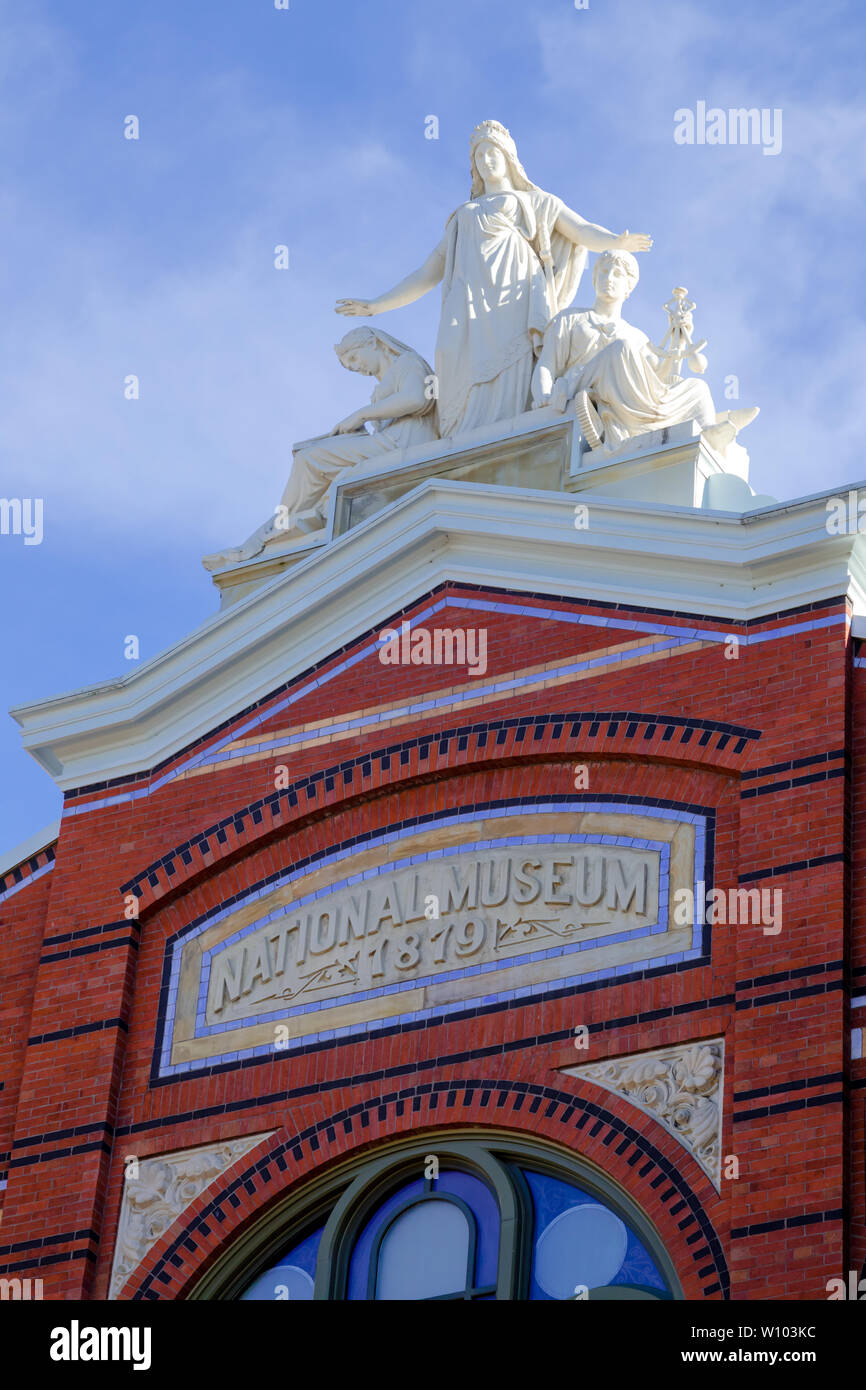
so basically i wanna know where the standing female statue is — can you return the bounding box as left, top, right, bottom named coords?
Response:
left=337, top=120, right=652, bottom=438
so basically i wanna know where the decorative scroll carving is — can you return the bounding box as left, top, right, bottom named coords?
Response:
left=108, top=1133, right=272, bottom=1298
left=563, top=1039, right=724, bottom=1187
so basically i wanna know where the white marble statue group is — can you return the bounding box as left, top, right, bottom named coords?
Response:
left=232, top=120, right=757, bottom=561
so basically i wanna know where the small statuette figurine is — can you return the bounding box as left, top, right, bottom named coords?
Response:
left=532, top=250, right=758, bottom=458
left=218, top=328, right=438, bottom=563
left=336, top=119, right=652, bottom=440
left=652, top=287, right=708, bottom=382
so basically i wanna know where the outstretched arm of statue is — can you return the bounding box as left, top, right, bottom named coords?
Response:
left=554, top=205, right=653, bottom=255
left=336, top=246, right=446, bottom=317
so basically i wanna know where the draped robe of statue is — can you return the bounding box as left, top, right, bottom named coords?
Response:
left=545, top=307, right=717, bottom=450
left=280, top=349, right=438, bottom=523
left=217, top=340, right=439, bottom=564
left=435, top=190, right=587, bottom=438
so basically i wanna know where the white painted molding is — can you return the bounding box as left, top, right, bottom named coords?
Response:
left=0, top=819, right=60, bottom=880
left=10, top=475, right=863, bottom=793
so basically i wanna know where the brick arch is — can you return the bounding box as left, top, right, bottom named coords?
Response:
left=118, top=1077, right=728, bottom=1301
left=119, top=710, right=757, bottom=914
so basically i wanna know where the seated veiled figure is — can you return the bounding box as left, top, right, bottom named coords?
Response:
left=532, top=250, right=757, bottom=457
left=226, top=328, right=439, bottom=561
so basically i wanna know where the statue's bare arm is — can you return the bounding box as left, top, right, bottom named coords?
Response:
left=554, top=204, right=653, bottom=255
left=336, top=246, right=447, bottom=318
left=331, top=368, right=431, bottom=434
left=532, top=329, right=561, bottom=405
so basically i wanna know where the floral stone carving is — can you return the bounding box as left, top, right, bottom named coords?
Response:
left=562, top=1039, right=724, bottom=1188
left=108, top=1132, right=272, bottom=1298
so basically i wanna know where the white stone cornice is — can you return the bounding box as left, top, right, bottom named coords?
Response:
left=0, top=819, right=60, bottom=880
left=10, top=477, right=861, bottom=792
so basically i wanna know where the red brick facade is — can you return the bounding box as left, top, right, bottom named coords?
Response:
left=2, top=581, right=864, bottom=1300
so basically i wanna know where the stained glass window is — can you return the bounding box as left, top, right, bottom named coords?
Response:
left=231, top=1138, right=676, bottom=1302
left=522, top=1168, right=669, bottom=1300
left=239, top=1225, right=323, bottom=1301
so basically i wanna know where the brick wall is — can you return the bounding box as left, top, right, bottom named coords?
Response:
left=0, top=581, right=860, bottom=1301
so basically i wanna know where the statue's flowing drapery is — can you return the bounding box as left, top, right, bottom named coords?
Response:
left=435, top=189, right=587, bottom=438
left=279, top=351, right=438, bottom=521
left=573, top=337, right=716, bottom=449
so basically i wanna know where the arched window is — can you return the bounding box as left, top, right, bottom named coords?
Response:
left=350, top=1169, right=498, bottom=1300
left=197, top=1135, right=680, bottom=1302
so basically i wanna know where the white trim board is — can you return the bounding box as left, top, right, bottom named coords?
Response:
left=0, top=819, right=60, bottom=881
left=10, top=478, right=863, bottom=793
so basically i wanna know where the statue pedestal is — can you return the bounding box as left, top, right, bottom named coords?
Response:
left=203, top=529, right=329, bottom=607
left=202, top=408, right=774, bottom=607
left=331, top=406, right=573, bottom=536
left=572, top=420, right=741, bottom=508
left=329, top=409, right=773, bottom=526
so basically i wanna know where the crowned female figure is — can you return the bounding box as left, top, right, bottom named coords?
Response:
left=337, top=120, right=652, bottom=438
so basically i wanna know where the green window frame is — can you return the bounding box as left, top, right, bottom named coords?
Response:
left=190, top=1129, right=682, bottom=1301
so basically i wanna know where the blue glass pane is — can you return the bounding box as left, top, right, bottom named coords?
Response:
left=611, top=1228, right=670, bottom=1294
left=347, top=1170, right=499, bottom=1299
left=348, top=1175, right=425, bottom=1299
left=522, top=1169, right=668, bottom=1300
left=437, top=1171, right=499, bottom=1288
left=376, top=1200, right=470, bottom=1300
left=239, top=1226, right=323, bottom=1300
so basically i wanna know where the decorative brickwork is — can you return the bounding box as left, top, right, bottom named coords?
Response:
left=1, top=581, right=862, bottom=1301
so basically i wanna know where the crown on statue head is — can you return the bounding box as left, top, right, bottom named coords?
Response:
left=470, top=119, right=513, bottom=149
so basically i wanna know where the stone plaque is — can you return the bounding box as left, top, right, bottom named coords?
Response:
left=156, top=802, right=707, bottom=1078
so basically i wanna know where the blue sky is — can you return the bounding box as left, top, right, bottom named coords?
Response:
left=1, top=0, right=865, bottom=853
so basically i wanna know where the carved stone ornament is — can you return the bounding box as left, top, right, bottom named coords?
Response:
left=108, top=1132, right=273, bottom=1298
left=562, top=1038, right=724, bottom=1188
left=204, top=119, right=771, bottom=585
